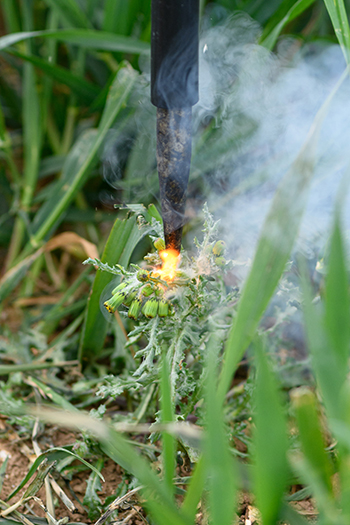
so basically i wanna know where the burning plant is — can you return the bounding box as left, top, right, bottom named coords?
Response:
left=84, top=206, right=237, bottom=399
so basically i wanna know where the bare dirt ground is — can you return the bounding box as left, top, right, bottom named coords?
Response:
left=0, top=423, right=144, bottom=525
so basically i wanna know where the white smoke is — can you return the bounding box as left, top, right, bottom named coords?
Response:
left=189, top=10, right=350, bottom=269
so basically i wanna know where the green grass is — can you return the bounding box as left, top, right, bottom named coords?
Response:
left=1, top=1, right=350, bottom=524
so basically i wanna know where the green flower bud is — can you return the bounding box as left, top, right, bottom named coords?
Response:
left=154, top=238, right=165, bottom=251
left=123, top=290, right=137, bottom=306
left=158, top=299, right=169, bottom=317
left=215, top=256, right=226, bottom=267
left=112, top=282, right=127, bottom=295
left=128, top=298, right=142, bottom=319
left=142, top=298, right=158, bottom=319
left=137, top=269, right=149, bottom=282
left=104, top=292, right=126, bottom=313
left=141, top=284, right=153, bottom=297
left=212, top=240, right=226, bottom=256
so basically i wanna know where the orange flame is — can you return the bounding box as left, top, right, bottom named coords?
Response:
left=155, top=249, right=180, bottom=282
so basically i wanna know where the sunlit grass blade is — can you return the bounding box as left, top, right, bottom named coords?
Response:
left=253, top=339, right=288, bottom=525
left=0, top=29, right=150, bottom=55
left=260, top=0, right=316, bottom=50
left=204, top=333, right=236, bottom=525
left=291, top=388, right=334, bottom=495
left=323, top=0, right=350, bottom=64
left=217, top=68, right=347, bottom=402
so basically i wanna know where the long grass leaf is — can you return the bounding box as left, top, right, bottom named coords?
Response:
left=42, top=0, right=90, bottom=29
left=0, top=29, right=150, bottom=55
left=322, top=0, right=350, bottom=64
left=6, top=49, right=100, bottom=103
left=25, top=64, right=137, bottom=253
left=160, top=349, right=175, bottom=496
left=260, top=0, right=316, bottom=50
left=217, top=68, right=348, bottom=402
left=292, top=388, right=333, bottom=494
left=79, top=215, right=152, bottom=364
left=324, top=212, right=350, bottom=370
left=181, top=456, right=205, bottom=522
left=253, top=339, right=288, bottom=525
left=204, top=333, right=236, bottom=525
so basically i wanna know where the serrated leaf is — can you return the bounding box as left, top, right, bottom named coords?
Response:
left=83, top=459, right=104, bottom=521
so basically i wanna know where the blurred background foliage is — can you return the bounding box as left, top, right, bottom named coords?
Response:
left=0, top=0, right=343, bottom=341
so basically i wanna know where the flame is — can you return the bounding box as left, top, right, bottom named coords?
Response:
left=155, top=249, right=180, bottom=282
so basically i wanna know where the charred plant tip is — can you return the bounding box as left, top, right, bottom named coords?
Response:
left=128, top=298, right=142, bottom=319
left=137, top=269, right=150, bottom=282
left=154, top=238, right=166, bottom=252
left=212, top=240, right=226, bottom=256
left=104, top=292, right=126, bottom=313
left=158, top=299, right=169, bottom=317
left=142, top=298, right=159, bottom=319
left=112, top=282, right=127, bottom=295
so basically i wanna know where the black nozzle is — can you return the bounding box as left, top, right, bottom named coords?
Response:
left=151, top=0, right=199, bottom=109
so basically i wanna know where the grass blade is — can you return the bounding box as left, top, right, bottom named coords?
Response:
left=324, top=212, right=350, bottom=370
left=322, top=0, right=350, bottom=64
left=181, top=457, right=205, bottom=522
left=6, top=446, right=104, bottom=502
left=204, top=333, right=236, bottom=525
left=6, top=49, right=100, bottom=103
left=300, top=212, right=350, bottom=421
left=42, top=0, right=90, bottom=29
left=79, top=214, right=152, bottom=365
left=253, top=339, right=288, bottom=525
left=291, top=388, right=333, bottom=495
left=160, top=349, right=175, bottom=496
left=0, top=29, right=150, bottom=55
left=217, top=68, right=347, bottom=402
left=260, top=0, right=316, bottom=50
left=26, top=64, right=137, bottom=253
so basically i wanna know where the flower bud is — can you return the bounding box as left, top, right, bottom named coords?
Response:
left=128, top=298, right=142, bottom=319
left=154, top=238, right=165, bottom=251
left=158, top=299, right=169, bottom=317
left=123, top=290, right=137, bottom=306
left=142, top=298, right=158, bottom=318
left=137, top=269, right=149, bottom=282
left=212, top=240, right=226, bottom=256
left=104, top=292, right=125, bottom=313
left=141, top=284, right=153, bottom=297
left=111, top=282, right=127, bottom=295
left=215, top=256, right=226, bottom=267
